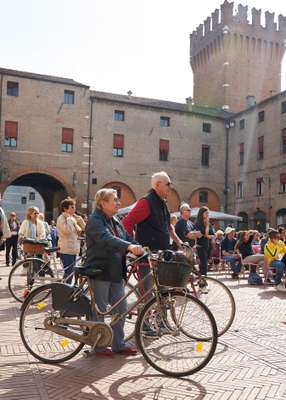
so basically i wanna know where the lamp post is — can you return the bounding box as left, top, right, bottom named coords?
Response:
left=263, top=174, right=272, bottom=227
left=86, top=100, right=94, bottom=216
left=224, top=119, right=235, bottom=212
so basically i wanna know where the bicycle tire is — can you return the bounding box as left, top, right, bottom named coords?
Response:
left=135, top=290, right=217, bottom=377
left=20, top=284, right=85, bottom=363
left=190, top=276, right=236, bottom=337
left=8, top=258, right=45, bottom=302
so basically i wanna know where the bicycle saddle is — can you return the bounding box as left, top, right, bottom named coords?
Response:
left=73, top=265, right=103, bottom=277
left=45, top=247, right=60, bottom=254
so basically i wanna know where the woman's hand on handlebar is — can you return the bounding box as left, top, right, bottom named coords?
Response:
left=128, top=244, right=144, bottom=256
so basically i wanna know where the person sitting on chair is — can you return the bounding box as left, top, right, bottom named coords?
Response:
left=235, top=230, right=269, bottom=282
left=221, top=227, right=241, bottom=279
left=264, top=229, right=286, bottom=291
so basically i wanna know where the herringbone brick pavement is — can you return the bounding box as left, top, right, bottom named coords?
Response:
left=1, top=254, right=286, bottom=399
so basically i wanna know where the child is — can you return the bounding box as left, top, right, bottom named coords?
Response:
left=264, top=229, right=286, bottom=291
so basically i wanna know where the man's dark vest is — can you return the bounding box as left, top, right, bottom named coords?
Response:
left=135, top=189, right=170, bottom=251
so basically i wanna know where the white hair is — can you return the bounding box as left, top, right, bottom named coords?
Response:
left=179, top=203, right=191, bottom=213
left=151, top=171, right=170, bottom=189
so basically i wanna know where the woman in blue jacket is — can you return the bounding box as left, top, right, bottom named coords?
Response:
left=85, top=188, right=144, bottom=356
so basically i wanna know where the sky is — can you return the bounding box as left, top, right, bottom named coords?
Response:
left=1, top=0, right=286, bottom=102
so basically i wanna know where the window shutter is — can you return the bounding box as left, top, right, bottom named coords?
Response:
left=113, top=134, right=124, bottom=148
left=5, top=121, right=18, bottom=138
left=159, top=139, right=169, bottom=152
left=282, top=129, right=286, bottom=144
left=62, top=128, right=74, bottom=144
left=280, top=174, right=286, bottom=184
left=258, top=136, right=264, bottom=152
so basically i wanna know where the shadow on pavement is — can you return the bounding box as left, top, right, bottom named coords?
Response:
left=257, top=290, right=286, bottom=300
left=0, top=349, right=208, bottom=400
left=0, top=352, right=146, bottom=399
left=108, top=373, right=207, bottom=400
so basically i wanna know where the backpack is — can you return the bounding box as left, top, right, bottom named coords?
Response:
left=248, top=271, right=263, bottom=285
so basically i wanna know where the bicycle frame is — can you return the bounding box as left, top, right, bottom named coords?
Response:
left=45, top=252, right=189, bottom=344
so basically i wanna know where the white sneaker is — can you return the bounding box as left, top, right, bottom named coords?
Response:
left=275, top=283, right=286, bottom=291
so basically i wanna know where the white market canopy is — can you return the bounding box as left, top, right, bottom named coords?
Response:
left=118, top=204, right=242, bottom=221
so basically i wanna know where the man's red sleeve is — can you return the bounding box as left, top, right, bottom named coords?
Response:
left=122, top=198, right=151, bottom=237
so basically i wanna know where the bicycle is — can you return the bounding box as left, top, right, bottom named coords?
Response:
left=124, top=243, right=235, bottom=339
left=8, top=239, right=85, bottom=303
left=20, top=249, right=218, bottom=377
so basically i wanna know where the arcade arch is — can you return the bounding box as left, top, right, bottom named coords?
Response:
left=102, top=181, right=136, bottom=208
left=189, top=187, right=220, bottom=211
left=2, top=172, right=70, bottom=221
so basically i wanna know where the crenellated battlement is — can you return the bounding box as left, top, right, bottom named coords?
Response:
left=190, top=1, right=286, bottom=57
left=190, top=1, right=286, bottom=112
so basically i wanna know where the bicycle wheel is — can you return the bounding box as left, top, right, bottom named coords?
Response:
left=135, top=290, right=217, bottom=377
left=8, top=258, right=45, bottom=302
left=124, top=282, right=141, bottom=342
left=190, top=276, right=236, bottom=337
left=20, top=284, right=85, bottom=363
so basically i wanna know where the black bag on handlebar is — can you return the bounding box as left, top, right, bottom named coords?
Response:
left=157, top=251, right=192, bottom=288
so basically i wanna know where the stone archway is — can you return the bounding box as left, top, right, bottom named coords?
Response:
left=253, top=210, right=267, bottom=232
left=189, top=187, right=220, bottom=211
left=276, top=208, right=286, bottom=227
left=102, top=181, right=136, bottom=208
left=167, top=188, right=181, bottom=212
left=2, top=171, right=70, bottom=222
left=237, top=211, right=249, bottom=230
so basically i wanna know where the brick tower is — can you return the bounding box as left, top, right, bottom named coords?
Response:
left=190, top=1, right=286, bottom=112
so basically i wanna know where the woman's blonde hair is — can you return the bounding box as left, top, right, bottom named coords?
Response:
left=26, top=206, right=40, bottom=220
left=95, top=188, right=117, bottom=210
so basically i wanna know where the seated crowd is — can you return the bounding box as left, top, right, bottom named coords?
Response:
left=173, top=207, right=286, bottom=291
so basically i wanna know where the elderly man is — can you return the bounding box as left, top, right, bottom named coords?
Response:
left=122, top=171, right=182, bottom=300
left=221, top=227, right=241, bottom=279
left=175, top=203, right=202, bottom=248
left=123, top=171, right=182, bottom=250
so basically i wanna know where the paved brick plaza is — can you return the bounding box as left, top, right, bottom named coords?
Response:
left=1, top=255, right=286, bottom=400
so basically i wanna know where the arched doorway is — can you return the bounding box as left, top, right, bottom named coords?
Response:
left=189, top=187, right=220, bottom=211
left=276, top=209, right=286, bottom=227
left=102, top=181, right=136, bottom=208
left=253, top=210, right=267, bottom=232
left=2, top=173, right=69, bottom=222
left=237, top=212, right=248, bottom=230
left=167, top=188, right=181, bottom=212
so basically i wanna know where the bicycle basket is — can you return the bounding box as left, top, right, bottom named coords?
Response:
left=23, top=239, right=47, bottom=255
left=157, top=261, right=192, bottom=287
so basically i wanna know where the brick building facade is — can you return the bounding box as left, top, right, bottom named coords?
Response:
left=0, top=1, right=286, bottom=230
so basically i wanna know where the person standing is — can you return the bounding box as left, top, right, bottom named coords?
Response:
left=38, top=213, right=52, bottom=245
left=56, top=198, right=85, bottom=283
left=122, top=171, right=182, bottom=293
left=194, top=206, right=215, bottom=277
left=5, top=212, right=20, bottom=266
left=175, top=203, right=202, bottom=248
left=0, top=193, right=11, bottom=251
left=85, top=188, right=144, bottom=355
left=18, top=207, right=45, bottom=241
left=49, top=220, right=58, bottom=248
